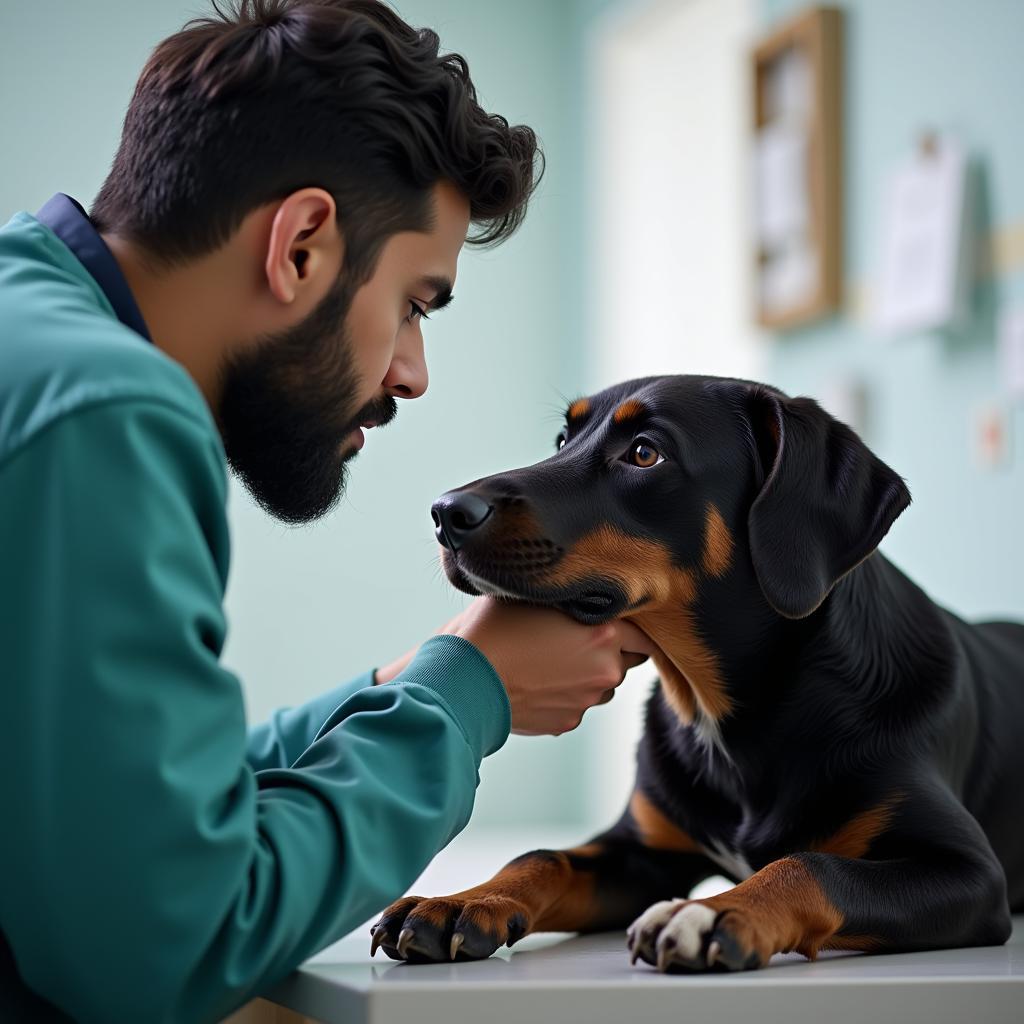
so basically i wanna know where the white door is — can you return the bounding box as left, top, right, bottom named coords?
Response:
left=583, top=0, right=761, bottom=828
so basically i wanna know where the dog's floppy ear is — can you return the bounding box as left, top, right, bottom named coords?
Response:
left=741, top=385, right=910, bottom=619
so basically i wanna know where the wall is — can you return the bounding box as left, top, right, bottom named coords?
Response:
left=759, top=0, right=1024, bottom=620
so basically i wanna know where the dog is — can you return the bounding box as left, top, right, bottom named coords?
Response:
left=370, top=374, right=1022, bottom=972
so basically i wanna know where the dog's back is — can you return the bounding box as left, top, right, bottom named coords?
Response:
left=952, top=616, right=1024, bottom=907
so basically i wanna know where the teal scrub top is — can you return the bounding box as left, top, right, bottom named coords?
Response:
left=0, top=200, right=511, bottom=1023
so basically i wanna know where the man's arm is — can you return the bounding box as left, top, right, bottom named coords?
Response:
left=245, top=669, right=376, bottom=772
left=0, top=399, right=509, bottom=1024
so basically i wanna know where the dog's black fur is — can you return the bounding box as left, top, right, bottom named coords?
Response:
left=372, top=375, right=1022, bottom=971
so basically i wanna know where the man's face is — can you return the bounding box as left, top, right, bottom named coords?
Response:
left=220, top=182, right=470, bottom=524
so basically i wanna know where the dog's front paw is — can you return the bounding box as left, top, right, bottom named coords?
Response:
left=626, top=899, right=768, bottom=972
left=370, top=892, right=532, bottom=963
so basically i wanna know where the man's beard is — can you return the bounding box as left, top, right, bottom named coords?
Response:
left=218, top=275, right=396, bottom=524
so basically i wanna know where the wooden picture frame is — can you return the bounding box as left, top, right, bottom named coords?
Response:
left=752, top=6, right=843, bottom=330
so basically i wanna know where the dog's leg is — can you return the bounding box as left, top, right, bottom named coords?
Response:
left=371, top=791, right=721, bottom=963
left=628, top=778, right=1013, bottom=972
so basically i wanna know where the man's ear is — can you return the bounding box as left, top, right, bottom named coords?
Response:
left=741, top=385, right=911, bottom=619
left=265, top=188, right=341, bottom=304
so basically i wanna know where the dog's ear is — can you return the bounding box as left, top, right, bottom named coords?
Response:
left=740, top=385, right=910, bottom=619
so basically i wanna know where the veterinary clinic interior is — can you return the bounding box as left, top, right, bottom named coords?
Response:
left=1, top=0, right=1022, bottom=1022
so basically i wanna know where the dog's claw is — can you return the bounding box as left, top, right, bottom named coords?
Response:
left=450, top=932, right=465, bottom=960
left=397, top=927, right=414, bottom=958
left=370, top=925, right=385, bottom=957
left=707, top=939, right=721, bottom=967
left=656, top=941, right=672, bottom=973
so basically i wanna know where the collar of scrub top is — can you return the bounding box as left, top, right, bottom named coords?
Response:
left=36, top=193, right=152, bottom=344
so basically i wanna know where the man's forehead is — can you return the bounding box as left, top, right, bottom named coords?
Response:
left=383, top=184, right=468, bottom=288
left=378, top=230, right=458, bottom=292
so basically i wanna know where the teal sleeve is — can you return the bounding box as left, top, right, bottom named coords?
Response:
left=245, top=635, right=508, bottom=771
left=0, top=400, right=511, bottom=1024
left=245, top=669, right=377, bottom=771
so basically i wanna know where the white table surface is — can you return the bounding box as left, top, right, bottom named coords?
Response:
left=264, top=826, right=1024, bottom=1024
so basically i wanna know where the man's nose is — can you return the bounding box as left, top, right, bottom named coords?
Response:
left=431, top=491, right=493, bottom=551
left=383, top=332, right=429, bottom=400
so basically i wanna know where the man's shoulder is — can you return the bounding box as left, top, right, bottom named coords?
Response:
left=0, top=212, right=216, bottom=467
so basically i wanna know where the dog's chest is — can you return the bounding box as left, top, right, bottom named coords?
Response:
left=691, top=797, right=794, bottom=882
left=702, top=840, right=756, bottom=881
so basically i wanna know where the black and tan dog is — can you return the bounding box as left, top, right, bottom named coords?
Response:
left=371, top=374, right=1023, bottom=972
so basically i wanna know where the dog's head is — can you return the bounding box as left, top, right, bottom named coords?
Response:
left=433, top=375, right=911, bottom=727
left=432, top=375, right=910, bottom=627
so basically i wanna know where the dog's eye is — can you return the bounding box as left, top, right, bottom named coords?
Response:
left=627, top=441, right=663, bottom=468
left=556, top=432, right=567, bottom=451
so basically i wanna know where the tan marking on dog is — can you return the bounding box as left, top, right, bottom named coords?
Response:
left=812, top=796, right=901, bottom=860
left=443, top=847, right=600, bottom=936
left=565, top=843, right=603, bottom=858
left=698, top=856, right=845, bottom=962
left=541, top=526, right=732, bottom=724
left=612, top=398, right=647, bottom=424
left=568, top=398, right=591, bottom=420
left=635, top=603, right=733, bottom=722
left=650, top=649, right=698, bottom=723
left=543, top=526, right=686, bottom=605
left=702, top=504, right=734, bottom=578
left=629, top=790, right=703, bottom=853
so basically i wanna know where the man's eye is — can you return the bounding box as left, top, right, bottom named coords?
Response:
left=406, top=300, right=429, bottom=323
left=626, top=440, right=664, bottom=468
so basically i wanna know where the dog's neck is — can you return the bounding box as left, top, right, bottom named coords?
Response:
left=628, top=574, right=804, bottom=760
left=637, top=553, right=959, bottom=773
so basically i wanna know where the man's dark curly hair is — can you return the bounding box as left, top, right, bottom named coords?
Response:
left=91, top=0, right=542, bottom=282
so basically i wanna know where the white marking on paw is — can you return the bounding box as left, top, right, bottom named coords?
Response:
left=656, top=902, right=717, bottom=962
left=629, top=899, right=685, bottom=939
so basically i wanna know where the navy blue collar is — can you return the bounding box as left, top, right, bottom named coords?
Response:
left=36, top=193, right=152, bottom=343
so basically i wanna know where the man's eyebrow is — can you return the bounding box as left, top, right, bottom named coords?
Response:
left=420, top=275, right=454, bottom=312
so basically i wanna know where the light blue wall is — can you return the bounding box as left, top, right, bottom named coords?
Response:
left=6, top=0, right=1018, bottom=837
left=759, top=0, right=1024, bottom=619
left=0, top=0, right=595, bottom=828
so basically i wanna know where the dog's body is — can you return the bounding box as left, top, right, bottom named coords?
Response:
left=372, top=375, right=1022, bottom=971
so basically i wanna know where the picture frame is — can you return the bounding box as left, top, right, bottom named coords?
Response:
left=752, top=6, right=843, bottom=330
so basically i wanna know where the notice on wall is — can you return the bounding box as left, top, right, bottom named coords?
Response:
left=874, top=137, right=970, bottom=335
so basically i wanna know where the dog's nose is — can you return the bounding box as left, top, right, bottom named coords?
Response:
left=431, top=492, right=493, bottom=551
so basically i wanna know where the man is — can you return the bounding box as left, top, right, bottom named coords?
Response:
left=0, top=1, right=653, bottom=1021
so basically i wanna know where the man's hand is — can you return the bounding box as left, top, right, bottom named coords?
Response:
left=441, top=597, right=656, bottom=736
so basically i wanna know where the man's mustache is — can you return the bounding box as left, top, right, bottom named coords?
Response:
left=351, top=394, right=398, bottom=433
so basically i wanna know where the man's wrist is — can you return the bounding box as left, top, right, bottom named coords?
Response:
left=374, top=646, right=418, bottom=685
left=394, top=634, right=511, bottom=759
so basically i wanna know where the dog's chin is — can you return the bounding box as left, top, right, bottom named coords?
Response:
left=441, top=556, right=483, bottom=598
left=552, top=590, right=627, bottom=625
left=441, top=553, right=628, bottom=625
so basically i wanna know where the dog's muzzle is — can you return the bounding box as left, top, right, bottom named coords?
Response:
left=432, top=491, right=494, bottom=551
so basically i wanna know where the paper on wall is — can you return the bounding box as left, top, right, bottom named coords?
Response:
left=755, top=121, right=810, bottom=249
left=874, top=137, right=970, bottom=334
left=760, top=240, right=817, bottom=315
left=999, top=306, right=1024, bottom=399
left=763, top=46, right=813, bottom=123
